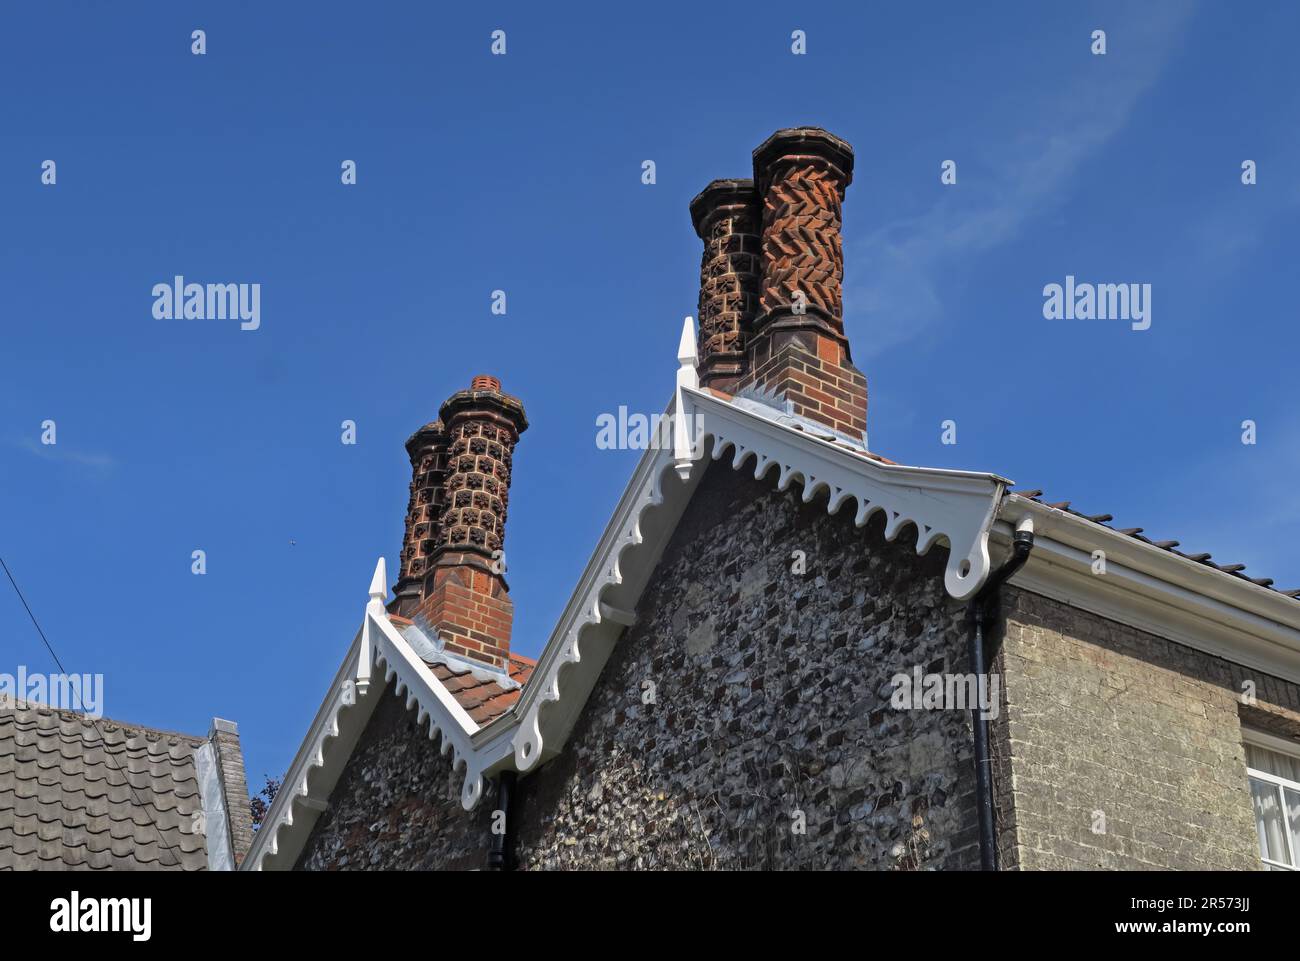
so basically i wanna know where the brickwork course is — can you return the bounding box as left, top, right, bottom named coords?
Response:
left=210, top=719, right=255, bottom=865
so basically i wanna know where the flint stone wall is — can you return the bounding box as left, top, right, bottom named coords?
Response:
left=512, top=464, right=980, bottom=869
left=295, top=684, right=497, bottom=870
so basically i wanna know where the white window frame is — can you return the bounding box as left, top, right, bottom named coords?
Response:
left=1243, top=729, right=1300, bottom=871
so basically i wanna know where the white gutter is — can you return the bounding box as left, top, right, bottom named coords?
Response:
left=996, top=495, right=1300, bottom=684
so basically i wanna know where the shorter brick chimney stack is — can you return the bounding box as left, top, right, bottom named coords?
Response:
left=692, top=127, right=868, bottom=443
left=391, top=376, right=528, bottom=671
left=391, top=420, right=448, bottom=616
left=690, top=179, right=762, bottom=391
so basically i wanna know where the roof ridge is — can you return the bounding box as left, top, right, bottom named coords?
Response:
left=0, top=695, right=206, bottom=744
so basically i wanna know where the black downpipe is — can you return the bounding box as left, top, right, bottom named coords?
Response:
left=966, top=523, right=1034, bottom=871
left=488, top=771, right=519, bottom=871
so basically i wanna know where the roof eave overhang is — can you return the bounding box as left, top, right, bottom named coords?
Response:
left=996, top=495, right=1300, bottom=684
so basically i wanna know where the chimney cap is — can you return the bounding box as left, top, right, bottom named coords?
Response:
left=440, top=377, right=528, bottom=434
left=752, top=127, right=854, bottom=187
left=404, top=419, right=445, bottom=456
left=209, top=717, right=238, bottom=738
left=688, top=178, right=756, bottom=236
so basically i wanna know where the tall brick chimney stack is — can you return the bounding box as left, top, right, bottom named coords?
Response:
left=736, top=127, right=868, bottom=442
left=389, top=420, right=449, bottom=616
left=690, top=179, right=762, bottom=391
left=411, top=375, right=528, bottom=670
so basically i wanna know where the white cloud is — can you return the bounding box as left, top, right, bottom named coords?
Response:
left=843, top=4, right=1197, bottom=357
left=17, top=437, right=116, bottom=471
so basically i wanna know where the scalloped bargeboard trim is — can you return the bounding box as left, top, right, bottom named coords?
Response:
left=506, top=387, right=1007, bottom=786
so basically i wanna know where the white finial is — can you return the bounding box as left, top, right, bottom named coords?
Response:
left=677, top=316, right=698, bottom=371
left=358, top=557, right=387, bottom=693
left=367, top=557, right=387, bottom=606
left=674, top=317, right=700, bottom=479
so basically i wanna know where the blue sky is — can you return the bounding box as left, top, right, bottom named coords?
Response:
left=2, top=1, right=1297, bottom=792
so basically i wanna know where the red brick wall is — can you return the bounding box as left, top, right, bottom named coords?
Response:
left=417, top=562, right=514, bottom=669
left=741, top=330, right=868, bottom=440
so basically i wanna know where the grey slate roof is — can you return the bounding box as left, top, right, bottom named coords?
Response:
left=0, top=699, right=210, bottom=870
left=1009, top=489, right=1300, bottom=600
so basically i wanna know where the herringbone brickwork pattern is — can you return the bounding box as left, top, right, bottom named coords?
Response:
left=759, top=161, right=846, bottom=327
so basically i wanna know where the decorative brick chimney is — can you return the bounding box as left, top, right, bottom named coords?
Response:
left=734, top=127, right=868, bottom=442
left=690, top=178, right=762, bottom=391
left=411, top=375, right=528, bottom=670
left=389, top=420, right=448, bottom=616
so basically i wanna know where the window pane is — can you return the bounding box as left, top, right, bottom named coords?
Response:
left=1250, top=777, right=1291, bottom=866
left=1287, top=788, right=1300, bottom=868
left=1246, top=743, right=1300, bottom=782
